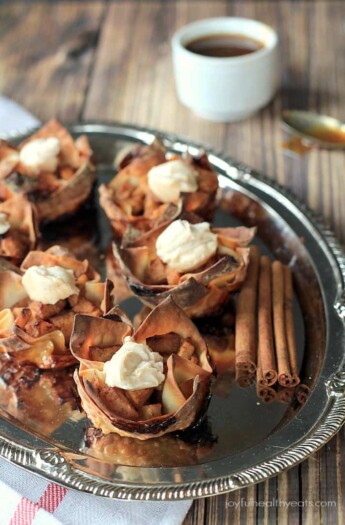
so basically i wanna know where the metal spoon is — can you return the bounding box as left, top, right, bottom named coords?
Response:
left=282, top=110, right=345, bottom=150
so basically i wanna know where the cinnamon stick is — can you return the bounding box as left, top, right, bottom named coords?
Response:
left=257, top=257, right=278, bottom=387
left=272, top=261, right=294, bottom=386
left=295, top=383, right=310, bottom=405
left=283, top=266, right=300, bottom=386
left=257, top=348, right=277, bottom=403
left=277, top=386, right=295, bottom=404
left=235, top=246, right=260, bottom=385
left=257, top=385, right=277, bottom=403
left=257, top=376, right=277, bottom=403
left=236, top=368, right=255, bottom=388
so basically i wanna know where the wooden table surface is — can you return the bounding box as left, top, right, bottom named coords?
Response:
left=0, top=1, right=344, bottom=523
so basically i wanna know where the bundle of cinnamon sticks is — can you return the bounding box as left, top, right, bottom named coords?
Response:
left=235, top=246, right=310, bottom=404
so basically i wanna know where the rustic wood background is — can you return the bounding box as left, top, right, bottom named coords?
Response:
left=0, top=1, right=344, bottom=523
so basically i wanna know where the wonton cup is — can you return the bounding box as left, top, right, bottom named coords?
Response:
left=0, top=120, right=95, bottom=222
left=0, top=195, right=38, bottom=262
left=112, top=221, right=256, bottom=317
left=0, top=246, right=114, bottom=369
left=99, top=139, right=218, bottom=239
left=71, top=296, right=213, bottom=440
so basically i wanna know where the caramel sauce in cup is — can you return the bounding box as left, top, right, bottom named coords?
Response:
left=185, top=33, right=264, bottom=58
left=172, top=17, right=279, bottom=122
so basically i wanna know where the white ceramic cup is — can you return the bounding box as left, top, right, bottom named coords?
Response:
left=172, top=17, right=279, bottom=122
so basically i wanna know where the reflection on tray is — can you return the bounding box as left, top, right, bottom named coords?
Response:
left=84, top=420, right=216, bottom=468
left=38, top=194, right=102, bottom=275
left=0, top=362, right=79, bottom=434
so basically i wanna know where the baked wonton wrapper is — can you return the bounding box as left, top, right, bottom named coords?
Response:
left=112, top=221, right=256, bottom=317
left=134, top=303, right=236, bottom=376
left=99, top=139, right=218, bottom=239
left=0, top=120, right=95, bottom=222
left=0, top=195, right=38, bottom=262
left=71, top=296, right=214, bottom=440
left=0, top=246, right=114, bottom=369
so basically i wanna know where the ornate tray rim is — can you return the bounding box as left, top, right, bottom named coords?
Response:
left=0, top=121, right=345, bottom=501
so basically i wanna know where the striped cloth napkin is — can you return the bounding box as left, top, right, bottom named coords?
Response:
left=0, top=458, right=192, bottom=525
left=0, top=96, right=193, bottom=525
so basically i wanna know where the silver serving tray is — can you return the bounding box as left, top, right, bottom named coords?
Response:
left=0, top=122, right=345, bottom=501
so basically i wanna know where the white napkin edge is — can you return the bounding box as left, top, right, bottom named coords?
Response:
left=0, top=96, right=41, bottom=139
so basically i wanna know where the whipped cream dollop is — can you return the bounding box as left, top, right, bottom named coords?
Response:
left=103, top=336, right=165, bottom=390
left=156, top=220, right=218, bottom=273
left=147, top=159, right=198, bottom=203
left=19, top=137, right=61, bottom=175
left=0, top=213, right=10, bottom=235
left=22, top=265, right=79, bottom=304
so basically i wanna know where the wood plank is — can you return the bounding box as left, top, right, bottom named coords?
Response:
left=83, top=0, right=227, bottom=148
left=300, top=452, right=321, bottom=525
left=183, top=497, right=206, bottom=525
left=256, top=477, right=278, bottom=525
left=337, top=429, right=345, bottom=524
left=319, top=435, right=342, bottom=525
left=0, top=1, right=106, bottom=122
